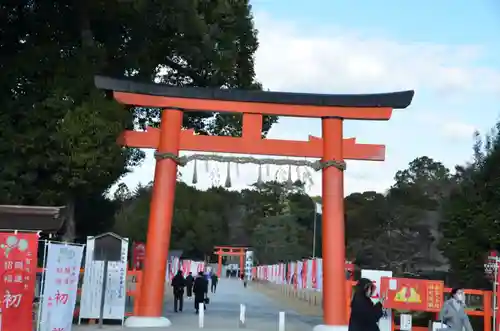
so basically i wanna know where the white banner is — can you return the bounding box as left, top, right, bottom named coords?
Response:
left=40, top=242, right=84, bottom=331
left=245, top=251, right=253, bottom=280
left=361, top=269, right=393, bottom=331
left=297, top=261, right=303, bottom=288
left=79, top=234, right=129, bottom=321
left=316, top=258, right=323, bottom=291
left=166, top=256, right=180, bottom=282
left=306, top=259, right=313, bottom=289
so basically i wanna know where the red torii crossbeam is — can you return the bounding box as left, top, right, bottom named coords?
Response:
left=94, top=75, right=414, bottom=329
left=118, top=126, right=385, bottom=160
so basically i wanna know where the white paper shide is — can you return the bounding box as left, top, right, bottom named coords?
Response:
left=40, top=242, right=84, bottom=331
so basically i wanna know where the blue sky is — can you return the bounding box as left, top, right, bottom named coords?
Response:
left=114, top=1, right=500, bottom=197
left=256, top=0, right=500, bottom=47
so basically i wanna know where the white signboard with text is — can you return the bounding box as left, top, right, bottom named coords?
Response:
left=245, top=251, right=254, bottom=280
left=40, top=242, right=84, bottom=331
left=361, top=269, right=393, bottom=331
left=79, top=235, right=129, bottom=322
left=400, top=313, right=412, bottom=331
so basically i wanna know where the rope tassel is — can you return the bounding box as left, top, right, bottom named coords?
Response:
left=257, top=164, right=263, bottom=185
left=192, top=159, right=198, bottom=184
left=286, top=164, right=293, bottom=189
left=225, top=162, right=232, bottom=188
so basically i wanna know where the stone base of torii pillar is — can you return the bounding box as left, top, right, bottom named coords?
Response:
left=124, top=316, right=172, bottom=328
left=313, top=325, right=348, bottom=331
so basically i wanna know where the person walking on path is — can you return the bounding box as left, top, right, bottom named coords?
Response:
left=439, top=287, right=473, bottom=331
left=348, top=278, right=386, bottom=331
left=185, top=272, right=194, bottom=299
left=171, top=270, right=186, bottom=312
left=240, top=272, right=247, bottom=288
left=193, top=271, right=208, bottom=314
left=210, top=272, right=218, bottom=293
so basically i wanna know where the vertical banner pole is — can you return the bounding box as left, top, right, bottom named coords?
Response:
left=494, top=263, right=497, bottom=331
left=312, top=211, right=317, bottom=258
left=99, top=257, right=109, bottom=328
left=36, top=239, right=48, bottom=331
left=494, top=257, right=499, bottom=331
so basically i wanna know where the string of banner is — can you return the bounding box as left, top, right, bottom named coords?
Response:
left=0, top=229, right=130, bottom=331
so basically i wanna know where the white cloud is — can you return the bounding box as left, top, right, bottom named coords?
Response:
left=442, top=122, right=476, bottom=139
left=253, top=12, right=500, bottom=95
left=113, top=10, right=500, bottom=198
left=413, top=113, right=477, bottom=140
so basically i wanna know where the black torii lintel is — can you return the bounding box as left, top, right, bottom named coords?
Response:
left=94, top=75, right=414, bottom=109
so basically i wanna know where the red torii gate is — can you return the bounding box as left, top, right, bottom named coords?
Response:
left=94, top=76, right=414, bottom=329
left=213, top=246, right=247, bottom=277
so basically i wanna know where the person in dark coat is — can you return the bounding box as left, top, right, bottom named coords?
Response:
left=240, top=272, right=247, bottom=287
left=348, top=278, right=385, bottom=331
left=193, top=271, right=208, bottom=314
left=185, top=272, right=194, bottom=298
left=171, top=270, right=186, bottom=312
left=210, top=273, right=219, bottom=293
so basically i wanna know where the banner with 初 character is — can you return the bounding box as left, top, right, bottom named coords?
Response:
left=39, top=242, right=84, bottom=331
left=0, top=232, right=38, bottom=331
left=380, top=277, right=444, bottom=312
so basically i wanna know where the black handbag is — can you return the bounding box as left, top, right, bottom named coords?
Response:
left=204, top=297, right=210, bottom=304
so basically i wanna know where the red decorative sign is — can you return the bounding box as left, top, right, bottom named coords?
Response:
left=380, top=277, right=444, bottom=312
left=0, top=232, right=38, bottom=331
left=132, top=242, right=145, bottom=270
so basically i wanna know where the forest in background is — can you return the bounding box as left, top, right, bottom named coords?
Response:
left=111, top=130, right=500, bottom=291
left=1, top=0, right=499, bottom=289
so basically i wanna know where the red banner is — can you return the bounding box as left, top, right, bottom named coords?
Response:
left=132, top=242, right=145, bottom=270
left=380, top=277, right=444, bottom=312
left=312, top=259, right=317, bottom=289
left=301, top=259, right=307, bottom=289
left=0, top=232, right=38, bottom=331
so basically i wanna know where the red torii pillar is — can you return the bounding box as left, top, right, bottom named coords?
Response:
left=94, top=75, right=414, bottom=329
left=214, top=246, right=246, bottom=277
